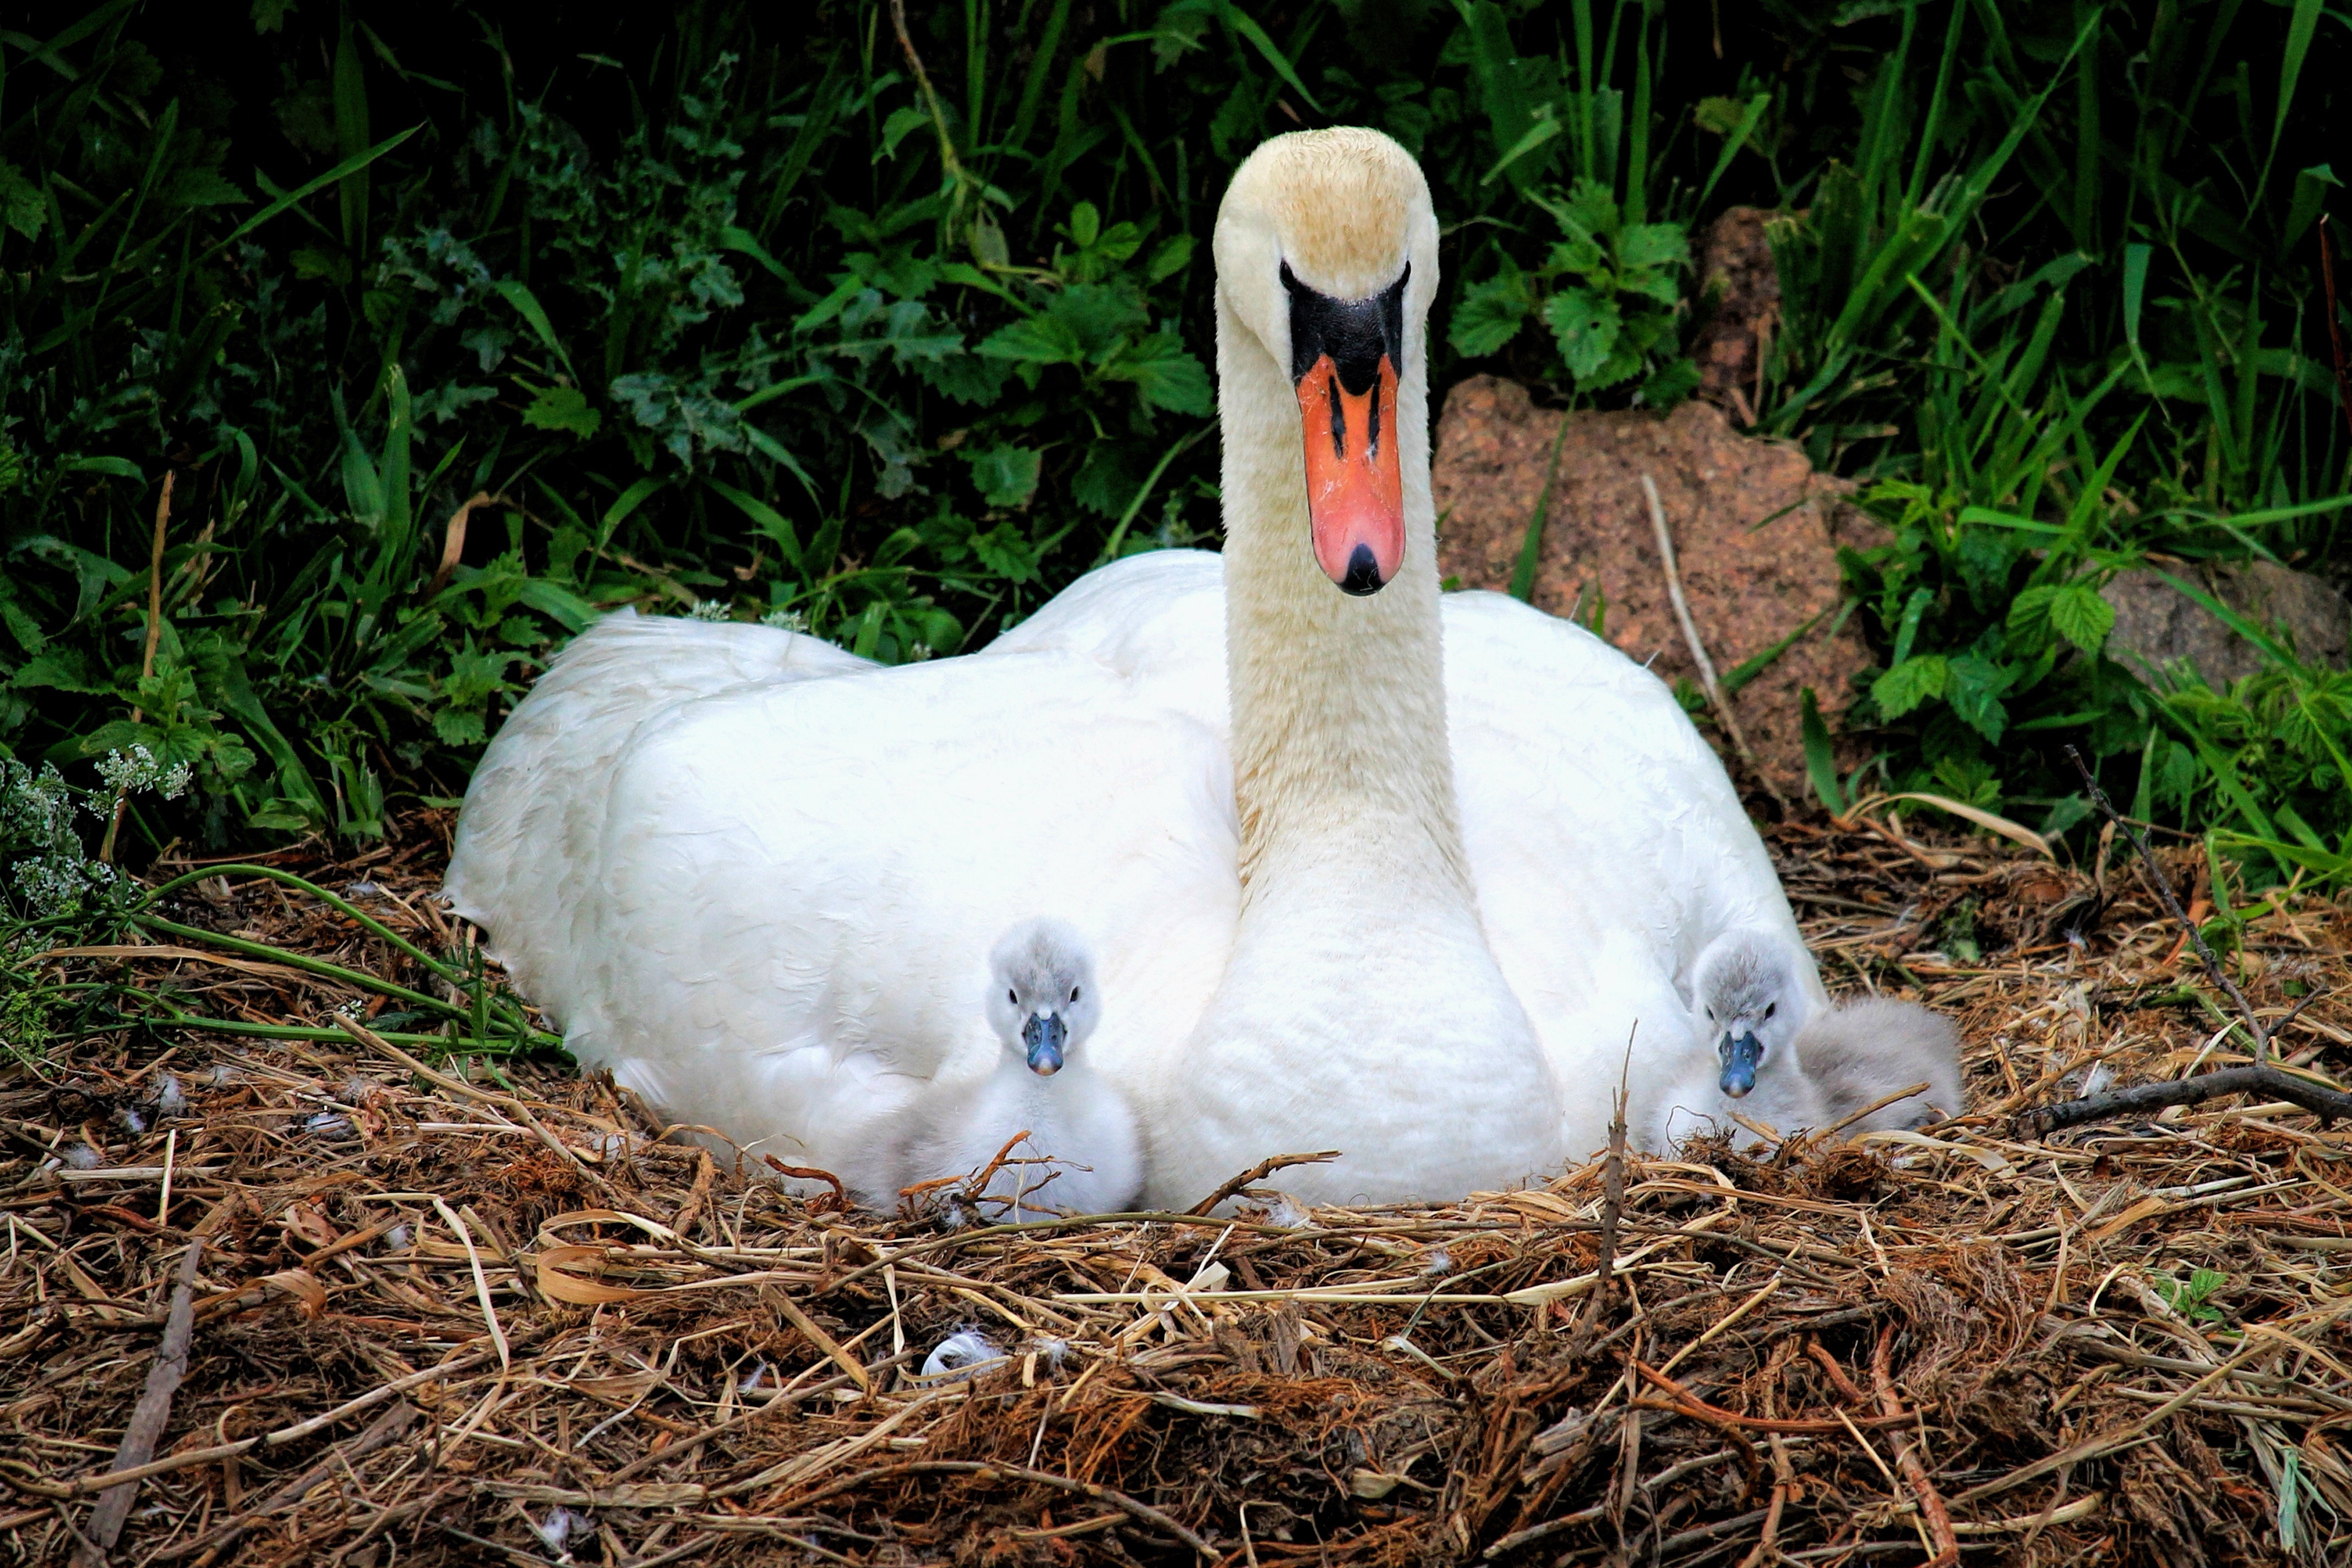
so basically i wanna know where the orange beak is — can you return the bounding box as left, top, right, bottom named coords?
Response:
left=1297, top=352, right=1404, bottom=595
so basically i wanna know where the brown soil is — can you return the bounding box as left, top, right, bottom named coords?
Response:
left=1433, top=376, right=1883, bottom=801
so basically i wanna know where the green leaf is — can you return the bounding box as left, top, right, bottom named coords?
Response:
left=963, top=444, right=1043, bottom=508
left=290, top=246, right=352, bottom=285
left=521, top=385, right=603, bottom=439
left=0, top=161, right=44, bottom=241
left=165, top=166, right=250, bottom=208
left=1616, top=222, right=1689, bottom=272
left=1449, top=263, right=1532, bottom=357
left=2047, top=581, right=2115, bottom=655
left=1145, top=234, right=1194, bottom=284
left=1801, top=688, right=1844, bottom=815
left=1944, top=653, right=2013, bottom=743
left=1872, top=655, right=1949, bottom=719
left=704, top=476, right=803, bottom=570
left=970, top=522, right=1041, bottom=582
left=878, top=105, right=932, bottom=162
left=1102, top=333, right=1212, bottom=414
left=1542, top=288, right=1621, bottom=382
left=251, top=0, right=297, bottom=31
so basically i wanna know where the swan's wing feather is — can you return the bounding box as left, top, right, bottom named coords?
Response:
left=443, top=612, right=873, bottom=1017
left=584, top=652, right=1236, bottom=1179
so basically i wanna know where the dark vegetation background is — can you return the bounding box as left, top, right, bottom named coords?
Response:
left=2, top=0, right=2349, bottom=906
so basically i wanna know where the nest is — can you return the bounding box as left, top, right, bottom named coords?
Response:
left=6, top=812, right=2352, bottom=1566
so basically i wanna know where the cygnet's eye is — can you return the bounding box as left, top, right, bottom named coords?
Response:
left=1070, top=986, right=1081, bottom=1003
left=1765, top=1002, right=1777, bottom=1019
left=1008, top=988, right=1019, bottom=1006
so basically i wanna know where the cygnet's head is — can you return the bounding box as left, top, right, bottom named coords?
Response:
left=1692, top=930, right=1808, bottom=1100
left=1215, top=127, right=1439, bottom=596
left=985, top=919, right=1100, bottom=1077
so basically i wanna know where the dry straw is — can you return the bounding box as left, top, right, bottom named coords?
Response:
left=3, top=810, right=2350, bottom=1564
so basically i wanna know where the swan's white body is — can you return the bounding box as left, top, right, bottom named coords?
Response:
left=443, top=129, right=1817, bottom=1204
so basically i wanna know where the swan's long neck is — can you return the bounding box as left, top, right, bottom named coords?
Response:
left=1216, top=288, right=1472, bottom=902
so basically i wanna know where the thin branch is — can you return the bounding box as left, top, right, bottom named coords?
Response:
left=1573, top=1028, right=1634, bottom=1347
left=100, top=469, right=175, bottom=865
left=2016, top=1063, right=2352, bottom=1136
left=1642, top=472, right=1790, bottom=813
left=78, top=1238, right=202, bottom=1563
left=1187, top=1151, right=1342, bottom=1217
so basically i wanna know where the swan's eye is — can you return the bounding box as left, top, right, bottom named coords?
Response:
left=1008, top=988, right=1019, bottom=1006
left=1765, top=1003, right=1777, bottom=1019
left=1070, top=986, right=1081, bottom=1002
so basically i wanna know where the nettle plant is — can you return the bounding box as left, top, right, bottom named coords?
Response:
left=1450, top=178, right=1696, bottom=403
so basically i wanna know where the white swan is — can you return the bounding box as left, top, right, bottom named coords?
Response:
left=868, top=919, right=1141, bottom=1218
left=444, top=127, right=1812, bottom=1203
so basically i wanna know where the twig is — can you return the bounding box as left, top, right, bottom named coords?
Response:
left=1631, top=1361, right=1918, bottom=1433
left=1187, top=1151, right=1342, bottom=1217
left=1795, top=1080, right=1931, bottom=1151
left=1872, top=1326, right=1958, bottom=1567
left=1642, top=472, right=1790, bottom=813
left=1573, top=1030, right=1634, bottom=1346
left=99, top=469, right=175, bottom=864
left=2015, top=1063, right=2352, bottom=1135
left=77, top=1238, right=201, bottom=1563
left=762, top=1155, right=850, bottom=1212
left=2321, top=214, right=2352, bottom=448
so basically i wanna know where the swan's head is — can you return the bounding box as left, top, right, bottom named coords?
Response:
left=1216, top=127, right=1439, bottom=597
left=1693, top=930, right=1808, bottom=1099
left=986, top=918, right=1101, bottom=1077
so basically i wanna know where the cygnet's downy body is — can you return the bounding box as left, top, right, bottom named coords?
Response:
left=1644, top=929, right=1827, bottom=1151
left=1795, top=997, right=1966, bottom=1133
left=888, top=920, right=1143, bottom=1218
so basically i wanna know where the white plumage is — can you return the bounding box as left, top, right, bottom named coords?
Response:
left=444, top=128, right=1817, bottom=1204
left=1641, top=929, right=1964, bottom=1150
left=1796, top=998, right=1967, bottom=1133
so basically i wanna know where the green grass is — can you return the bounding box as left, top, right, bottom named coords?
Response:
left=0, top=0, right=2347, bottom=933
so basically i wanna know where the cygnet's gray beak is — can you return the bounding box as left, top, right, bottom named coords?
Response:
left=1718, top=1031, right=1763, bottom=1098
left=1022, top=1012, right=1066, bottom=1076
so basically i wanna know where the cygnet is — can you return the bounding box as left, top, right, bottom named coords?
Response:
left=1646, top=929, right=1828, bottom=1151
left=886, top=919, right=1142, bottom=1218
left=1794, top=997, right=1966, bottom=1133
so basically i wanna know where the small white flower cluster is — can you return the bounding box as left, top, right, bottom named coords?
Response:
left=907, top=642, right=933, bottom=662
left=3, top=752, right=190, bottom=918
left=96, top=744, right=191, bottom=802
left=687, top=599, right=730, bottom=622
left=759, top=607, right=809, bottom=633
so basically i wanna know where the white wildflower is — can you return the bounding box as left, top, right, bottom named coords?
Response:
left=688, top=599, right=729, bottom=621
left=759, top=607, right=809, bottom=633
left=908, top=642, right=933, bottom=661
left=96, top=745, right=192, bottom=802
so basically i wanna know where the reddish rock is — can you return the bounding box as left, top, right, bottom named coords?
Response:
left=1432, top=375, right=1882, bottom=801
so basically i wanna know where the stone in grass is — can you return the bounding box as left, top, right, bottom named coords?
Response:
left=2100, top=560, right=2351, bottom=688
